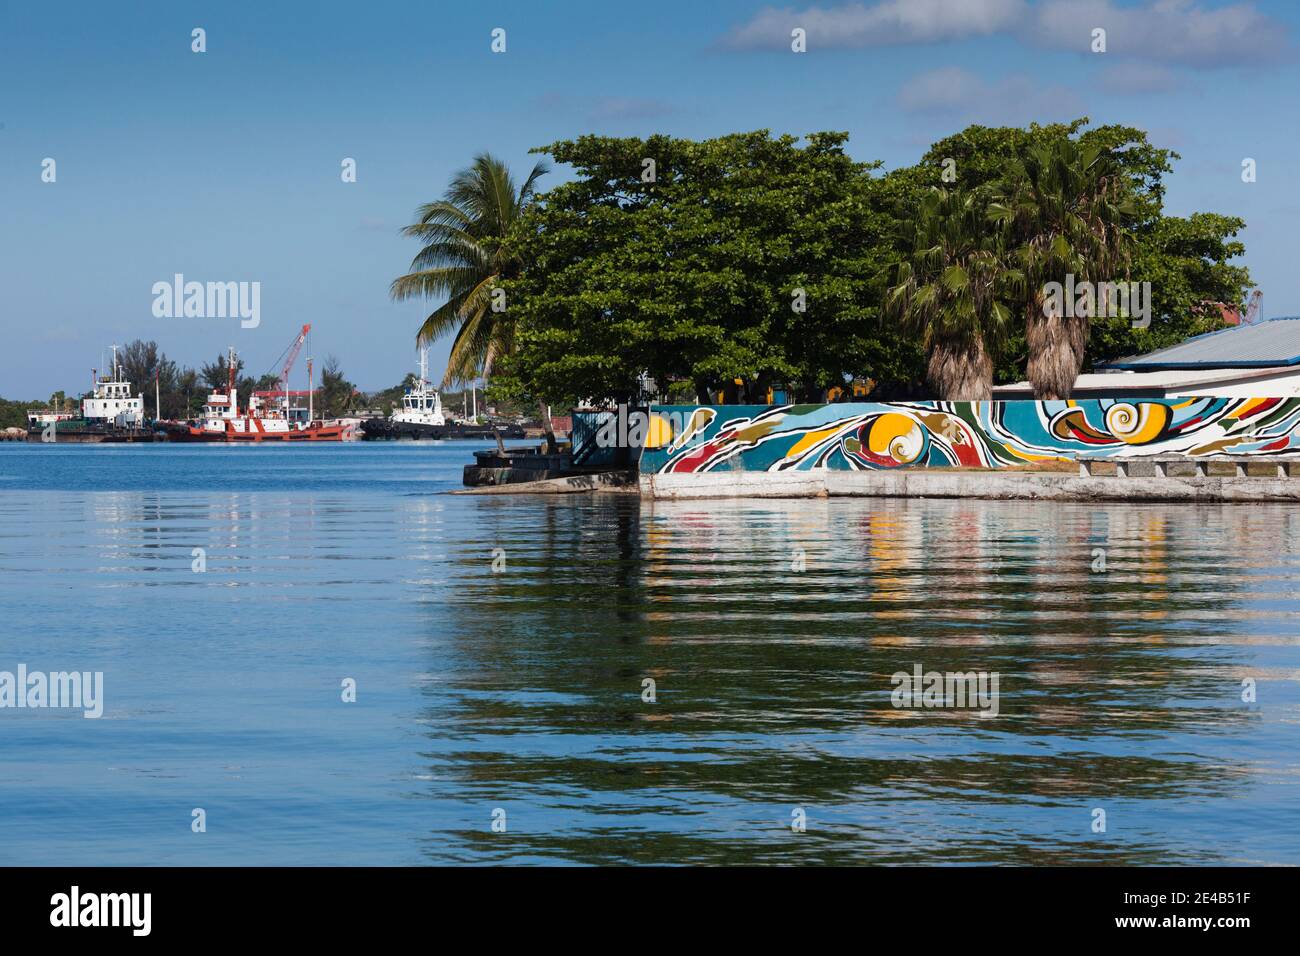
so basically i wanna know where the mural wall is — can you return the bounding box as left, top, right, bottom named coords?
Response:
left=635, top=398, right=1300, bottom=473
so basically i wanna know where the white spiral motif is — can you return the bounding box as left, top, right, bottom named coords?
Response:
left=1105, top=403, right=1140, bottom=438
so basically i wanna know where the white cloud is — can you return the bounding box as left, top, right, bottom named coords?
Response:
left=721, top=0, right=1026, bottom=50
left=897, top=67, right=1086, bottom=125
left=722, top=0, right=1291, bottom=67
left=1027, top=0, right=1288, bottom=65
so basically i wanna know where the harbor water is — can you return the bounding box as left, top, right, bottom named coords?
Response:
left=1, top=442, right=1297, bottom=865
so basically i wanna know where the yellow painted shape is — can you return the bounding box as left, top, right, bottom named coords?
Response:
left=785, top=425, right=843, bottom=459
left=1107, top=403, right=1171, bottom=444
left=644, top=414, right=673, bottom=449
left=867, top=413, right=918, bottom=455
left=1234, top=397, right=1269, bottom=419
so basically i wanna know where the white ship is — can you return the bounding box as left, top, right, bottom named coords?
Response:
left=78, top=340, right=146, bottom=421
left=83, top=346, right=146, bottom=426
left=25, top=344, right=154, bottom=441
left=392, top=349, right=446, bottom=430
left=362, top=349, right=447, bottom=438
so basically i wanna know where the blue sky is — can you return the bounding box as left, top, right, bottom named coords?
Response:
left=2, top=0, right=1297, bottom=397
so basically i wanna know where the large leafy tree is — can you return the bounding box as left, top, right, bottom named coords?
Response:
left=883, top=188, right=1018, bottom=400
left=989, top=138, right=1137, bottom=399
left=488, top=121, right=1250, bottom=406
left=390, top=153, right=548, bottom=386
left=497, top=130, right=918, bottom=406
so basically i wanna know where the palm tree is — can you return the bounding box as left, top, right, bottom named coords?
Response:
left=989, top=139, right=1136, bottom=400
left=883, top=188, right=1019, bottom=401
left=390, top=153, right=555, bottom=442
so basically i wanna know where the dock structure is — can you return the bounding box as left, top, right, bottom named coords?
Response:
left=1077, top=455, right=1300, bottom=479
left=639, top=463, right=1300, bottom=502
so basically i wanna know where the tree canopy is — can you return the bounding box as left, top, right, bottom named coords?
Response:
left=487, top=119, right=1252, bottom=405
left=496, top=130, right=919, bottom=405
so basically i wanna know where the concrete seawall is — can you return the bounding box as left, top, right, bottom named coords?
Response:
left=641, top=469, right=1300, bottom=502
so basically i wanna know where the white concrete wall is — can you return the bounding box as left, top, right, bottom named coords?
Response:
left=640, top=468, right=1300, bottom=502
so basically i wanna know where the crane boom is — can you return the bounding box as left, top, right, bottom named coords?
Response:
left=279, top=324, right=311, bottom=392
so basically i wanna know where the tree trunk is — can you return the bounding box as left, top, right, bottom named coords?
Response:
left=927, top=336, right=992, bottom=401
left=1026, top=295, right=1088, bottom=401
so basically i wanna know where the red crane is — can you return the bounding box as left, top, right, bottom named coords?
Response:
left=254, top=324, right=312, bottom=400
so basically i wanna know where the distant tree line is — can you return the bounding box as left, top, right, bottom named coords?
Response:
left=1, top=342, right=367, bottom=422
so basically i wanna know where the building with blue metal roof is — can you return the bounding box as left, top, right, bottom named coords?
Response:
left=993, top=317, right=1300, bottom=399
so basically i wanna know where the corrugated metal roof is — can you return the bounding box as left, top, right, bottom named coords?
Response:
left=1099, top=316, right=1300, bottom=370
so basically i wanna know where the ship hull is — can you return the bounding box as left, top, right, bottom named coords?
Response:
left=27, top=422, right=163, bottom=443
left=163, top=421, right=352, bottom=442
left=360, top=419, right=525, bottom=440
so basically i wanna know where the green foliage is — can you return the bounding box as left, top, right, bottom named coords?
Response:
left=391, top=153, right=548, bottom=386
left=1089, top=212, right=1250, bottom=365
left=117, top=339, right=192, bottom=419
left=0, top=398, right=44, bottom=430
left=883, top=188, right=1020, bottom=399
left=439, top=120, right=1251, bottom=403
left=909, top=119, right=1250, bottom=382
left=368, top=372, right=419, bottom=412
left=318, top=355, right=361, bottom=418
left=989, top=137, right=1138, bottom=399
left=498, top=130, right=919, bottom=405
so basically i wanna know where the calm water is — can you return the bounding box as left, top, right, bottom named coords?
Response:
left=1, top=442, right=1298, bottom=865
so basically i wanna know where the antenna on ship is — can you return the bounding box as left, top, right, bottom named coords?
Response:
left=306, top=326, right=313, bottom=423
left=227, top=345, right=238, bottom=415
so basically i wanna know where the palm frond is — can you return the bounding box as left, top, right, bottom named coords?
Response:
left=392, top=152, right=548, bottom=384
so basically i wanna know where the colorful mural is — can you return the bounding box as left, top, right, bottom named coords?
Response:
left=635, top=398, right=1300, bottom=473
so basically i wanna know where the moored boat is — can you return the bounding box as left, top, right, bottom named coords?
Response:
left=361, top=349, right=448, bottom=439
left=165, top=346, right=356, bottom=442
left=26, top=345, right=164, bottom=442
left=361, top=349, right=525, bottom=440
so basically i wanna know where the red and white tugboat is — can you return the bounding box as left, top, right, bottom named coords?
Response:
left=168, top=336, right=356, bottom=442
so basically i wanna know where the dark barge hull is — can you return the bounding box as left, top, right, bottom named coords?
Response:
left=27, top=422, right=165, bottom=443
left=361, top=420, right=526, bottom=440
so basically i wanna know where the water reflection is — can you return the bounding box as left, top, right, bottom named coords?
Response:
left=427, top=496, right=1300, bottom=865
left=2, top=464, right=1297, bottom=865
